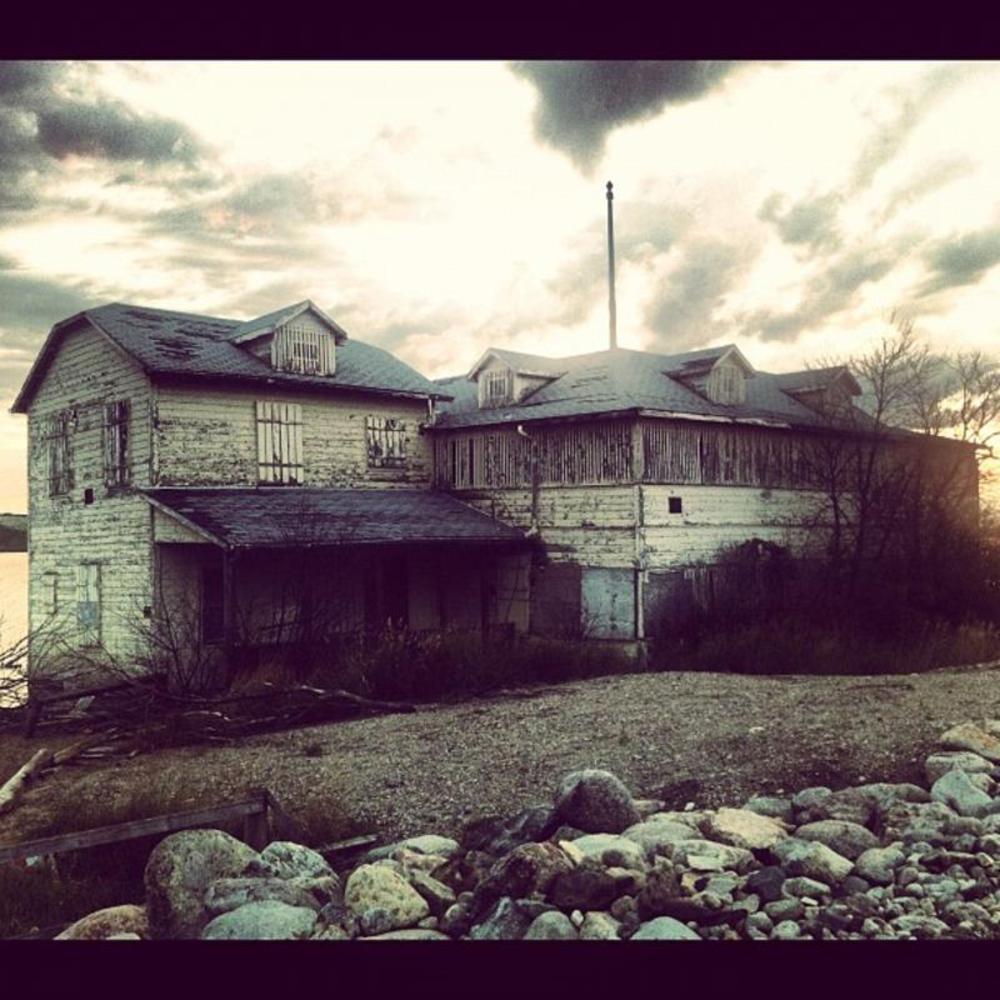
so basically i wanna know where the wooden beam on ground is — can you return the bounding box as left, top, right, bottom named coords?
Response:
left=314, top=834, right=379, bottom=859
left=0, top=793, right=267, bottom=866
left=0, top=748, right=52, bottom=816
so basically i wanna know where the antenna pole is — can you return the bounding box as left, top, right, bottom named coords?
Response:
left=606, top=180, right=617, bottom=350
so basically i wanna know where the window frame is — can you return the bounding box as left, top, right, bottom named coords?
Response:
left=365, top=415, right=407, bottom=470
left=479, top=368, right=514, bottom=408
left=76, top=562, right=101, bottom=647
left=102, top=399, right=131, bottom=490
left=47, top=410, right=74, bottom=497
left=255, top=401, right=304, bottom=484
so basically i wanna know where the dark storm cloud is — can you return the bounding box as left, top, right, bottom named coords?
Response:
left=745, top=245, right=899, bottom=342
left=511, top=61, right=740, bottom=172
left=0, top=60, right=210, bottom=223
left=644, top=240, right=752, bottom=352
left=758, top=191, right=842, bottom=253
left=917, top=227, right=1000, bottom=298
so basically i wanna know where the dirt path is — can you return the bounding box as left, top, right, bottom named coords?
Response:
left=2, top=663, right=999, bottom=848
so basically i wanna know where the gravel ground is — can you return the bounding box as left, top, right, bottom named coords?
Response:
left=3, top=662, right=1000, bottom=848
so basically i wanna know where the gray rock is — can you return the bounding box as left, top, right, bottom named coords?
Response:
left=705, top=808, right=788, bottom=851
left=792, top=787, right=833, bottom=811
left=55, top=904, right=149, bottom=940
left=524, top=911, right=579, bottom=940
left=982, top=814, right=1000, bottom=835
left=742, top=796, right=794, bottom=823
left=765, top=898, right=804, bottom=922
left=925, top=751, right=996, bottom=785
left=771, top=838, right=853, bottom=885
left=630, top=916, right=701, bottom=940
left=746, top=911, right=773, bottom=934
left=463, top=806, right=555, bottom=856
left=344, top=864, right=430, bottom=932
left=366, top=834, right=460, bottom=863
left=875, top=801, right=959, bottom=845
left=407, top=870, right=456, bottom=917
left=633, top=798, right=666, bottom=819
left=782, top=876, right=830, bottom=898
left=771, top=920, right=801, bottom=940
left=579, top=911, right=621, bottom=940
left=362, top=928, right=451, bottom=940
left=144, top=829, right=260, bottom=940
left=204, top=877, right=327, bottom=916
left=549, top=864, right=622, bottom=911
left=931, top=770, right=993, bottom=818
left=245, top=841, right=334, bottom=881
left=570, top=833, right=647, bottom=871
left=671, top=839, right=755, bottom=873
left=842, top=875, right=870, bottom=895
left=469, top=897, right=533, bottom=940
left=938, top=722, right=1000, bottom=762
left=795, top=820, right=879, bottom=860
left=746, top=866, right=787, bottom=904
left=622, top=819, right=695, bottom=860
left=201, top=900, right=317, bottom=940
left=889, top=913, right=950, bottom=939
left=854, top=846, right=905, bottom=886
left=554, top=770, right=641, bottom=834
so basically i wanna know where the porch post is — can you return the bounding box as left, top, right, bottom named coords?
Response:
left=222, top=547, right=237, bottom=674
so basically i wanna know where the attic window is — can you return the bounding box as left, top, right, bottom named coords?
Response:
left=272, top=323, right=335, bottom=376
left=479, top=368, right=514, bottom=408
left=706, top=364, right=746, bottom=405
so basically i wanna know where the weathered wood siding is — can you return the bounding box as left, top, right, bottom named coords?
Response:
left=433, top=419, right=635, bottom=489
left=153, top=385, right=432, bottom=488
left=26, top=321, right=155, bottom=674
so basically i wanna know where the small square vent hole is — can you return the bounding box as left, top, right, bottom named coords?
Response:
left=668, top=496, right=683, bottom=514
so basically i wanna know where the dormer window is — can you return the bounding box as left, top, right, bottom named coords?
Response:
left=479, top=368, right=514, bottom=408
left=272, top=322, right=335, bottom=376
left=706, top=363, right=746, bottom=405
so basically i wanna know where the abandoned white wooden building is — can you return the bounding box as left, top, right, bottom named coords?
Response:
left=12, top=299, right=980, bottom=684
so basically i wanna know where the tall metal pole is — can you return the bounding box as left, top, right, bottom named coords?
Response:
left=606, top=180, right=617, bottom=350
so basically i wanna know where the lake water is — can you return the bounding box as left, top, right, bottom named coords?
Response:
left=0, top=551, right=28, bottom=650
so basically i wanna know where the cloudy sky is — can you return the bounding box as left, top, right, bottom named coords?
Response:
left=1, top=60, right=999, bottom=512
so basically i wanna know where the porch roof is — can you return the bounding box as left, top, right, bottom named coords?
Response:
left=143, top=487, right=527, bottom=549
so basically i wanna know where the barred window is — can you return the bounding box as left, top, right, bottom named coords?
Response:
left=48, top=411, right=74, bottom=496
left=103, top=400, right=130, bottom=488
left=256, top=401, right=303, bottom=484
left=77, top=562, right=101, bottom=646
left=366, top=416, right=406, bottom=468
left=272, top=324, right=335, bottom=375
left=479, top=368, right=513, bottom=408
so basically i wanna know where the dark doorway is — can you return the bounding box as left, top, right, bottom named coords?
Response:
left=383, top=552, right=409, bottom=627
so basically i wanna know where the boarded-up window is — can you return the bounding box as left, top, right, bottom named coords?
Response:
left=48, top=411, right=74, bottom=496
left=581, top=567, right=635, bottom=639
left=77, top=563, right=101, bottom=645
left=272, top=324, right=335, bottom=375
left=366, top=416, right=406, bottom=468
left=255, top=401, right=303, bottom=484
left=103, top=400, right=130, bottom=488
left=706, top=363, right=747, bottom=404
left=479, top=368, right=513, bottom=408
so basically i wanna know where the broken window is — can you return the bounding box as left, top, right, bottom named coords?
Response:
left=76, top=563, right=101, bottom=646
left=103, top=400, right=130, bottom=488
left=479, top=368, right=513, bottom=408
left=256, top=401, right=303, bottom=484
left=366, top=415, right=406, bottom=468
left=47, top=411, right=74, bottom=496
left=272, top=324, right=335, bottom=375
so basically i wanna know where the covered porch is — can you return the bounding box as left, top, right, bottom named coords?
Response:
left=143, top=488, right=532, bottom=677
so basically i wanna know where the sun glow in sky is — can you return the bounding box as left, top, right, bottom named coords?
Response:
left=1, top=60, right=999, bottom=512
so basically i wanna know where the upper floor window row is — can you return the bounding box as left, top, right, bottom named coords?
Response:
left=272, top=323, right=336, bottom=376
left=255, top=402, right=409, bottom=484
left=47, top=400, right=130, bottom=497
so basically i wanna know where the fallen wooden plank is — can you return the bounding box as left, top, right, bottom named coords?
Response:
left=0, top=792, right=268, bottom=866
left=0, top=748, right=53, bottom=816
left=314, top=834, right=379, bottom=858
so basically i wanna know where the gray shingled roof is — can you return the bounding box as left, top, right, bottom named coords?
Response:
left=144, top=487, right=527, bottom=549
left=435, top=346, right=863, bottom=431
left=12, top=302, right=448, bottom=411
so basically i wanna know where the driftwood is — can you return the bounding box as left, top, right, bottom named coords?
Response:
left=0, top=748, right=53, bottom=816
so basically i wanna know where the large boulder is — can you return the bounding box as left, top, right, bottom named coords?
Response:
left=939, top=722, right=1000, bottom=763
left=795, top=820, right=879, bottom=860
left=622, top=819, right=696, bottom=860
left=924, top=751, right=995, bottom=786
left=705, top=808, right=788, bottom=851
left=204, top=877, right=327, bottom=916
left=244, top=841, right=334, bottom=881
left=569, top=834, right=647, bottom=871
left=474, top=842, right=574, bottom=915
left=930, top=770, right=993, bottom=818
left=853, top=846, right=905, bottom=886
left=549, top=863, right=624, bottom=911
left=524, top=911, right=578, bottom=940
left=554, top=770, right=641, bottom=834
left=670, top=839, right=755, bottom=874
left=344, top=864, right=430, bottom=933
left=876, top=800, right=960, bottom=845
left=771, top=838, right=853, bottom=886
left=144, top=830, right=260, bottom=939
left=630, top=916, right=701, bottom=940
left=55, top=904, right=149, bottom=941
left=201, top=900, right=317, bottom=940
